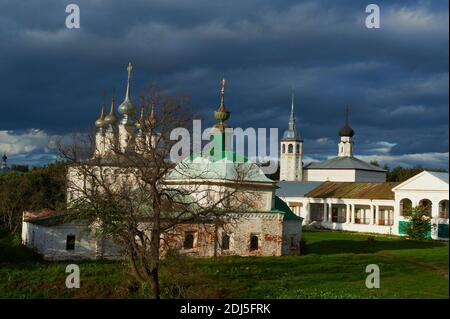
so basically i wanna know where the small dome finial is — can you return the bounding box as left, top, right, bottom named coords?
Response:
left=339, top=106, right=354, bottom=137
left=95, top=96, right=106, bottom=128
left=213, top=78, right=230, bottom=130
left=104, top=96, right=117, bottom=126
left=148, top=101, right=156, bottom=127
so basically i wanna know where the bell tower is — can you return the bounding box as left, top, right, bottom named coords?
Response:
left=338, top=107, right=354, bottom=157
left=279, top=93, right=303, bottom=181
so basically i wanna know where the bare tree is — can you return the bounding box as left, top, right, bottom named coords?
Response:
left=55, top=86, right=261, bottom=299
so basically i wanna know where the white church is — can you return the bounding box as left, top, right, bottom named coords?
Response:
left=20, top=63, right=448, bottom=261
left=276, top=96, right=449, bottom=240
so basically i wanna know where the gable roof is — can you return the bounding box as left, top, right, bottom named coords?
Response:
left=305, top=181, right=400, bottom=200
left=304, top=156, right=386, bottom=172
left=392, top=170, right=449, bottom=192
left=276, top=181, right=323, bottom=197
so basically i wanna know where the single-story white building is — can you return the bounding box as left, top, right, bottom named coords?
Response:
left=277, top=171, right=449, bottom=240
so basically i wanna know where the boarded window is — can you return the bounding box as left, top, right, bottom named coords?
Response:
left=222, top=233, right=230, bottom=250
left=66, top=235, right=76, bottom=250
left=250, top=234, right=259, bottom=251
left=183, top=232, right=195, bottom=249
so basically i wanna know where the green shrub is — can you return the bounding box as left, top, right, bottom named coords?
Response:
left=402, top=206, right=432, bottom=240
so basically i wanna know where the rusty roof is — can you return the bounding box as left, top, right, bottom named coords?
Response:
left=304, top=181, right=401, bottom=200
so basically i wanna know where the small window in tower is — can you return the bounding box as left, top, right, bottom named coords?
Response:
left=296, top=144, right=300, bottom=154
left=66, top=235, right=76, bottom=250
left=282, top=144, right=285, bottom=154
left=288, top=144, right=293, bottom=153
left=250, top=234, right=259, bottom=251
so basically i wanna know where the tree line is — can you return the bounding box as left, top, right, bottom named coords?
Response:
left=0, top=162, right=66, bottom=234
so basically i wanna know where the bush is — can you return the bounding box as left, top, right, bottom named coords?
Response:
left=402, top=206, right=432, bottom=240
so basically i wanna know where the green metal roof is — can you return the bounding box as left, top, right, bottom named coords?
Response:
left=166, top=150, right=274, bottom=183
left=304, top=156, right=386, bottom=172
left=273, top=196, right=302, bottom=221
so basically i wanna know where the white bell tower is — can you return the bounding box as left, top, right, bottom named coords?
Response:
left=338, top=107, right=354, bottom=157
left=279, top=93, right=303, bottom=181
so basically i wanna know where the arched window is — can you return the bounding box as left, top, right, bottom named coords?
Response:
left=399, top=198, right=412, bottom=216
left=439, top=200, right=449, bottom=219
left=222, top=233, right=230, bottom=250
left=288, top=144, right=293, bottom=153
left=183, top=232, right=195, bottom=249
left=419, top=199, right=432, bottom=217
left=250, top=234, right=259, bottom=251
left=296, top=144, right=300, bottom=154
left=282, top=144, right=285, bottom=154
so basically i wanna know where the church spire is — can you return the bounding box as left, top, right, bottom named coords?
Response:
left=282, top=90, right=301, bottom=141
left=213, top=78, right=231, bottom=131
left=118, top=62, right=136, bottom=123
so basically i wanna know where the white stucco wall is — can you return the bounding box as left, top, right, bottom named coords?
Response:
left=21, top=222, right=122, bottom=261
left=393, top=172, right=449, bottom=240
left=305, top=169, right=357, bottom=182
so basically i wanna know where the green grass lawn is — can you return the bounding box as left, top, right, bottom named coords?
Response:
left=0, top=230, right=448, bottom=298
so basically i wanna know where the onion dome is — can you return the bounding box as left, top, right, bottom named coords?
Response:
left=148, top=102, right=156, bottom=127
left=95, top=98, right=106, bottom=128
left=213, top=78, right=231, bottom=131
left=135, top=104, right=146, bottom=130
left=118, top=62, right=136, bottom=122
left=104, top=97, right=117, bottom=126
left=339, top=106, right=355, bottom=137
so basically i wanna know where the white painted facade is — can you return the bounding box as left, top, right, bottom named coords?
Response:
left=279, top=141, right=303, bottom=181
left=278, top=171, right=449, bottom=240
left=21, top=220, right=122, bottom=261
left=338, top=136, right=353, bottom=157
left=303, top=168, right=386, bottom=182
left=393, top=171, right=449, bottom=241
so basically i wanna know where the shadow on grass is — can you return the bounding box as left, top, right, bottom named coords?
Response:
left=307, top=238, right=447, bottom=255
left=0, top=232, right=42, bottom=264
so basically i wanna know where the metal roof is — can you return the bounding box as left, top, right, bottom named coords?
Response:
left=304, top=181, right=400, bottom=200
left=304, top=156, right=386, bottom=172
left=276, top=181, right=323, bottom=197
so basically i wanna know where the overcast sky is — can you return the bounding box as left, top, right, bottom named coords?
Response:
left=0, top=0, right=448, bottom=168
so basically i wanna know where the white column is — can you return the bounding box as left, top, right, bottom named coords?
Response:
left=346, top=204, right=351, bottom=224
left=351, top=204, right=355, bottom=224
left=323, top=202, right=327, bottom=222
left=370, top=205, right=375, bottom=225
left=431, top=200, right=440, bottom=239
left=375, top=205, right=380, bottom=225
left=328, top=203, right=332, bottom=223
left=305, top=202, right=310, bottom=223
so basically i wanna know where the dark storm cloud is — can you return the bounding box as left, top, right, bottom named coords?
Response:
left=0, top=0, right=448, bottom=167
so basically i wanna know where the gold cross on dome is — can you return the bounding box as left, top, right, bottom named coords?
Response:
left=127, top=62, right=133, bottom=79
left=221, top=78, right=226, bottom=94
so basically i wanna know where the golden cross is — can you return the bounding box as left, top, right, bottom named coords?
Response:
left=221, top=78, right=226, bottom=94
left=127, top=62, right=133, bottom=80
